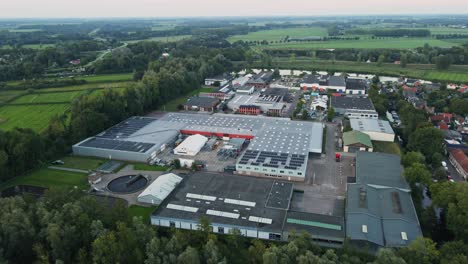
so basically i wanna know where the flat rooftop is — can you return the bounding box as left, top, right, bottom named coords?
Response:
left=152, top=173, right=345, bottom=240
left=350, top=119, right=394, bottom=135
left=331, top=96, right=375, bottom=110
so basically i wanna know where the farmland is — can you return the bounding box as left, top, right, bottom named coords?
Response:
left=259, top=38, right=461, bottom=50
left=0, top=104, right=69, bottom=132
left=126, top=35, right=192, bottom=44
left=228, top=27, right=328, bottom=42
left=10, top=90, right=84, bottom=104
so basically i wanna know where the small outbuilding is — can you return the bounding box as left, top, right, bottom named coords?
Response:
left=343, top=130, right=373, bottom=153
left=137, top=173, right=183, bottom=205
left=174, top=134, right=208, bottom=156
left=183, top=97, right=220, bottom=112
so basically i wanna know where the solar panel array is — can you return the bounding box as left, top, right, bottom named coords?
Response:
left=238, top=150, right=307, bottom=171
left=80, top=137, right=155, bottom=153
left=98, top=117, right=155, bottom=139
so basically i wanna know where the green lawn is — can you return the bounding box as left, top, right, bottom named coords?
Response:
left=228, top=27, right=328, bottom=42
left=0, top=104, right=69, bottom=132
left=0, top=90, right=26, bottom=104
left=0, top=168, right=88, bottom=191
left=133, top=163, right=168, bottom=171
left=55, top=156, right=107, bottom=171
left=160, top=87, right=215, bottom=112
left=260, top=38, right=460, bottom=50
left=36, top=82, right=135, bottom=93
left=372, top=141, right=401, bottom=156
left=10, top=91, right=84, bottom=104
left=127, top=35, right=192, bottom=44
left=74, top=73, right=133, bottom=83
left=128, top=205, right=157, bottom=222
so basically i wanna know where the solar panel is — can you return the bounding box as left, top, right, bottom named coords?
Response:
left=248, top=216, right=273, bottom=224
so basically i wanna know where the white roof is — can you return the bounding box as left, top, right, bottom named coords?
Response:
left=138, top=173, right=182, bottom=202
left=173, top=134, right=208, bottom=156
left=350, top=118, right=395, bottom=135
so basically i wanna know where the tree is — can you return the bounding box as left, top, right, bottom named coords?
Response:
left=177, top=247, right=200, bottom=264
left=371, top=248, right=406, bottom=264
left=327, top=107, right=336, bottom=122
left=401, top=151, right=425, bottom=168
left=204, top=239, right=226, bottom=264
left=377, top=55, right=385, bottom=67
left=404, top=163, right=431, bottom=186
left=398, top=237, right=440, bottom=264
left=407, top=127, right=444, bottom=162
left=400, top=53, right=408, bottom=68
left=433, top=167, right=447, bottom=181
left=435, top=55, right=452, bottom=70
left=92, top=231, right=121, bottom=264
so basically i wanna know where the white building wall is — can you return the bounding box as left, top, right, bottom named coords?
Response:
left=258, top=231, right=270, bottom=240
left=246, top=230, right=258, bottom=238
left=361, top=131, right=395, bottom=142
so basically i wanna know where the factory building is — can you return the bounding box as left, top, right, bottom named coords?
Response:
left=151, top=173, right=345, bottom=244
left=330, top=96, right=378, bottom=119
left=73, top=113, right=322, bottom=181
left=350, top=119, right=395, bottom=142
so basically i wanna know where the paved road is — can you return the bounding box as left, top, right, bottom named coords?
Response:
left=48, top=166, right=89, bottom=174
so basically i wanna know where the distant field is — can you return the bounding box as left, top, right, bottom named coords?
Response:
left=0, top=104, right=69, bottom=132
left=0, top=168, right=88, bottom=191
left=127, top=35, right=192, bottom=43
left=8, top=28, right=42, bottom=33
left=403, top=27, right=468, bottom=35
left=260, top=38, right=460, bottom=50
left=228, top=27, right=328, bottom=42
left=36, top=82, right=135, bottom=93
left=0, top=90, right=25, bottom=104
left=74, top=73, right=133, bottom=83
left=10, top=91, right=84, bottom=104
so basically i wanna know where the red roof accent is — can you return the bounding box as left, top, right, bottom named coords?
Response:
left=450, top=149, right=468, bottom=173
left=439, top=122, right=449, bottom=130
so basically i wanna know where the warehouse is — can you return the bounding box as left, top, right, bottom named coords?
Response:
left=151, top=173, right=345, bottom=244
left=330, top=96, right=377, bottom=118
left=342, top=130, right=373, bottom=152
left=137, top=173, right=183, bottom=205
left=346, top=152, right=422, bottom=249
left=173, top=134, right=208, bottom=156
left=350, top=119, right=395, bottom=142
left=183, top=97, right=220, bottom=112
left=72, top=117, right=182, bottom=162
left=74, top=113, right=322, bottom=180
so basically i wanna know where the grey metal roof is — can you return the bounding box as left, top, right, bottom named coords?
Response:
left=331, top=96, right=375, bottom=111
left=355, top=152, right=408, bottom=189
left=328, top=76, right=346, bottom=87
left=346, top=78, right=367, bottom=91
left=350, top=119, right=395, bottom=135
left=184, top=97, right=220, bottom=108
left=346, top=184, right=422, bottom=247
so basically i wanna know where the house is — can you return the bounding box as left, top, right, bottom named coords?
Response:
left=430, top=113, right=453, bottom=123
left=346, top=78, right=367, bottom=95
left=438, top=121, right=449, bottom=130
left=346, top=152, right=422, bottom=249
left=204, top=74, right=231, bottom=87
left=343, top=130, right=373, bottom=153
left=449, top=149, right=468, bottom=180
left=183, top=97, right=220, bottom=112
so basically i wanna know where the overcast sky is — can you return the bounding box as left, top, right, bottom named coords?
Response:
left=2, top=0, right=468, bottom=18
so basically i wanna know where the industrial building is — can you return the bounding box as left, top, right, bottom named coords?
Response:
left=183, top=97, right=220, bottom=112
left=330, top=96, right=378, bottom=119
left=137, top=173, right=183, bottom=205
left=300, top=74, right=346, bottom=92
left=173, top=134, right=208, bottom=156
left=346, top=152, right=422, bottom=249
left=342, top=130, right=373, bottom=153
left=350, top=119, right=395, bottom=142
left=73, top=113, right=323, bottom=181
left=151, top=173, right=345, bottom=244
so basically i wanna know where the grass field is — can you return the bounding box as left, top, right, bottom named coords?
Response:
left=259, top=38, right=460, bottom=50
left=0, top=104, right=69, bottom=132
left=10, top=91, right=84, bottom=104
left=127, top=35, right=192, bottom=44
left=372, top=141, right=401, bottom=156
left=160, top=87, right=217, bottom=112
left=128, top=205, right=157, bottom=222
left=56, top=156, right=106, bottom=171
left=133, top=163, right=168, bottom=171
left=6, top=73, right=133, bottom=87
left=0, top=168, right=88, bottom=191
left=228, top=27, right=328, bottom=42
left=36, top=82, right=135, bottom=93
left=0, top=90, right=26, bottom=104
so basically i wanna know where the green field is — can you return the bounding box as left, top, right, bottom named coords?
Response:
left=0, top=90, right=25, bottom=104
left=133, top=163, right=168, bottom=171
left=260, top=38, right=460, bottom=50
left=228, top=27, right=328, bottom=42
left=10, top=91, right=84, bottom=104
left=73, top=73, right=133, bottom=83
left=127, top=35, right=192, bottom=44
left=36, top=82, right=134, bottom=93
left=0, top=104, right=69, bottom=132
left=404, top=26, right=468, bottom=35
left=160, top=87, right=217, bottom=111
left=55, top=156, right=106, bottom=171
left=0, top=168, right=88, bottom=191
left=128, top=205, right=157, bottom=222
